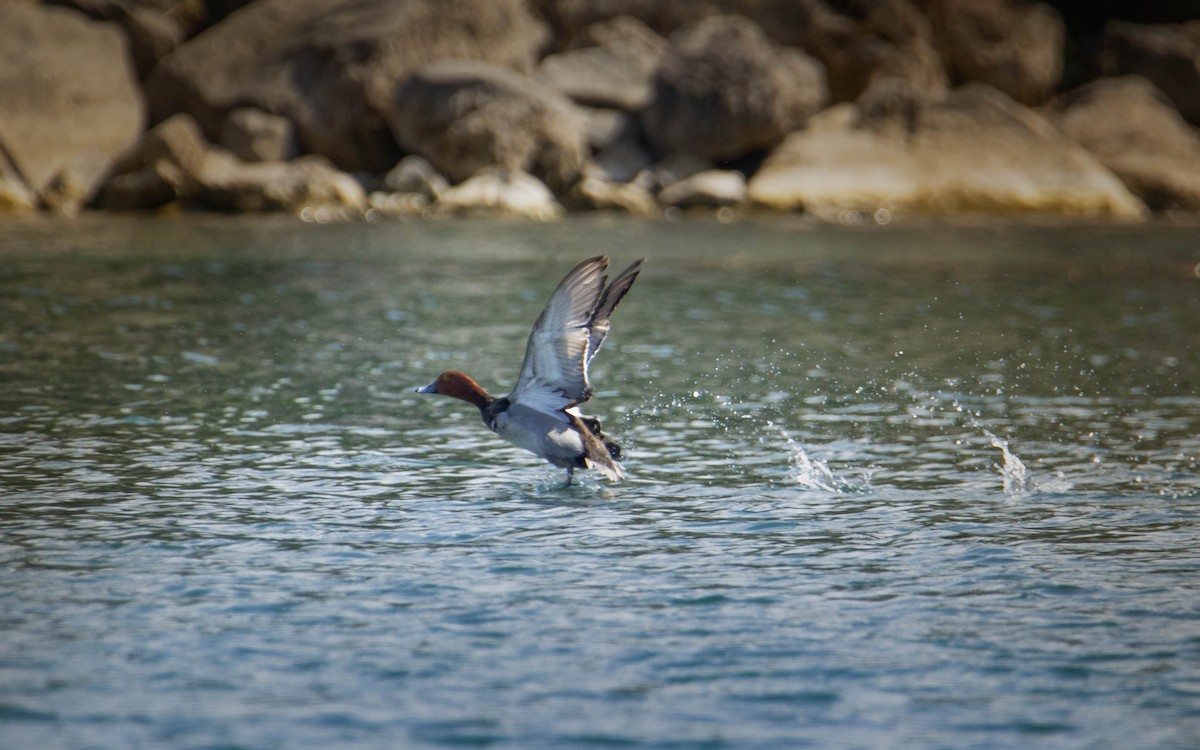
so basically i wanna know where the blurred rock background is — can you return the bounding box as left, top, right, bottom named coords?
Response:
left=1, top=0, right=1198, bottom=220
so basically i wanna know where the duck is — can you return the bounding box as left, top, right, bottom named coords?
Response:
left=416, top=255, right=643, bottom=484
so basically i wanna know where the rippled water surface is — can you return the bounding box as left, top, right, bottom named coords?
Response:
left=2, top=215, right=1199, bottom=749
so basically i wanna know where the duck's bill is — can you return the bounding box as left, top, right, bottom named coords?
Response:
left=415, top=382, right=438, bottom=394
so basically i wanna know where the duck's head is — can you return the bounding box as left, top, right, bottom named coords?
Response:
left=415, top=370, right=492, bottom=406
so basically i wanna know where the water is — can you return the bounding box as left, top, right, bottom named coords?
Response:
left=2, top=215, right=1199, bottom=749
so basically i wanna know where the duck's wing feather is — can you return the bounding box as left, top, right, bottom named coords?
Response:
left=510, top=256, right=609, bottom=413
left=586, top=259, right=642, bottom=364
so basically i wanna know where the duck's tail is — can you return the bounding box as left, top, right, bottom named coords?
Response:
left=584, top=454, right=624, bottom=481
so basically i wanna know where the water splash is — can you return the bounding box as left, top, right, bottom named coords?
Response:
left=982, top=428, right=1029, bottom=496
left=952, top=400, right=1031, bottom=497
left=632, top=384, right=866, bottom=493
left=763, top=417, right=864, bottom=493
left=753, top=415, right=868, bottom=492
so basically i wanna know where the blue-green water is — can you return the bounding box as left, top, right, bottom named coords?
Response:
left=2, top=215, right=1199, bottom=749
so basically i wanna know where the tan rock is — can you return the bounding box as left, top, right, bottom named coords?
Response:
left=46, top=0, right=185, bottom=78
left=749, top=83, right=1145, bottom=218
left=568, top=176, right=658, bottom=215
left=98, top=114, right=366, bottom=214
left=1102, top=20, right=1200, bottom=125
left=0, top=151, right=35, bottom=214
left=1051, top=76, right=1200, bottom=211
left=193, top=152, right=367, bottom=215
left=436, top=168, right=563, bottom=220
left=220, top=109, right=298, bottom=163
left=383, top=156, right=450, bottom=201
left=0, top=3, right=144, bottom=212
left=97, top=114, right=209, bottom=210
left=658, top=169, right=748, bottom=208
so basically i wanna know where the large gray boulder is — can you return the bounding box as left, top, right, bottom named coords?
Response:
left=748, top=82, right=1144, bottom=218
left=928, top=0, right=1064, bottom=106
left=144, top=0, right=549, bottom=172
left=641, top=15, right=827, bottom=160
left=0, top=3, right=145, bottom=212
left=388, top=60, right=588, bottom=193
left=1102, top=21, right=1200, bottom=125
left=1051, top=76, right=1200, bottom=211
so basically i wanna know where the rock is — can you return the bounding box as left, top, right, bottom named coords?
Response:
left=748, top=82, right=1144, bottom=218
left=367, top=190, right=429, bottom=218
left=98, top=113, right=209, bottom=210
left=118, top=113, right=210, bottom=177
left=38, top=154, right=119, bottom=214
left=98, top=113, right=365, bottom=214
left=567, top=176, right=658, bottom=215
left=435, top=167, right=563, bottom=220
left=567, top=13, right=668, bottom=52
left=785, top=0, right=950, bottom=105
left=145, top=0, right=549, bottom=172
left=45, top=0, right=184, bottom=78
left=1050, top=76, right=1200, bottom=211
left=641, top=15, right=827, bottom=160
left=99, top=167, right=179, bottom=211
left=388, top=60, right=588, bottom=193
left=550, top=1, right=947, bottom=105
left=658, top=169, right=748, bottom=208
left=382, top=156, right=450, bottom=201
left=0, top=3, right=144, bottom=212
left=190, top=152, right=367, bottom=214
left=0, top=151, right=36, bottom=214
left=219, top=109, right=298, bottom=163
left=1102, top=21, right=1200, bottom=125
left=928, top=0, right=1065, bottom=105
left=578, top=107, right=630, bottom=151
left=643, top=152, right=711, bottom=192
left=537, top=16, right=666, bottom=111
left=547, top=1, right=676, bottom=44
left=581, top=110, right=654, bottom=184
left=199, top=0, right=258, bottom=30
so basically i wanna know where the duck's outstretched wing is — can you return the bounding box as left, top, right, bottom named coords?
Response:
left=510, top=256, right=642, bottom=414
left=586, top=259, right=642, bottom=364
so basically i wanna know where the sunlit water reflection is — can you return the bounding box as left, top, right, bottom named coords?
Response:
left=2, top=215, right=1198, bottom=748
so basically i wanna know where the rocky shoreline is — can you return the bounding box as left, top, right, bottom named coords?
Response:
left=3, top=0, right=1200, bottom=223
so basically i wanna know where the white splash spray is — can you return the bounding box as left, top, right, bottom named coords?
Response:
left=953, top=400, right=1031, bottom=497
left=763, top=417, right=863, bottom=493
left=983, top=428, right=1029, bottom=496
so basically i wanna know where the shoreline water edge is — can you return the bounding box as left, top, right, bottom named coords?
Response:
left=3, top=0, right=1200, bottom=224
